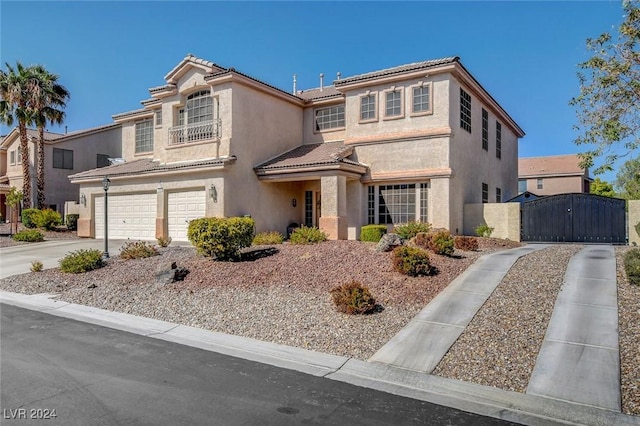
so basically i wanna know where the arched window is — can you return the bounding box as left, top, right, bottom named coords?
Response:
left=171, top=89, right=215, bottom=144
left=186, top=90, right=213, bottom=124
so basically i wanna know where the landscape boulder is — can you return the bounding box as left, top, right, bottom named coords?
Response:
left=155, top=261, right=190, bottom=284
left=375, top=233, right=403, bottom=252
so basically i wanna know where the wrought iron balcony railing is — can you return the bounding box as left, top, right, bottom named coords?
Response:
left=168, top=119, right=221, bottom=146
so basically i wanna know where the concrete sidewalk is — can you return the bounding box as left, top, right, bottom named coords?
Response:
left=369, top=245, right=549, bottom=373
left=527, top=245, right=620, bottom=411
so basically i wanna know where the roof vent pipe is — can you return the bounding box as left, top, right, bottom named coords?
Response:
left=320, top=73, right=324, bottom=91
left=292, top=74, right=297, bottom=95
left=65, top=125, right=68, bottom=134
left=336, top=72, right=341, bottom=80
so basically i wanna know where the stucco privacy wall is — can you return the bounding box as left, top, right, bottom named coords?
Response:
left=463, top=202, right=521, bottom=241
left=628, top=200, right=640, bottom=246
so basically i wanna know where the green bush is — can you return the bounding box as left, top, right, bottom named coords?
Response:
left=392, top=221, right=432, bottom=240
left=31, top=261, right=43, bottom=272
left=427, top=230, right=455, bottom=256
left=253, top=231, right=284, bottom=245
left=289, top=226, right=327, bottom=244
left=360, top=225, right=387, bottom=242
left=120, top=240, right=159, bottom=260
left=59, top=249, right=105, bottom=274
left=454, top=236, right=479, bottom=251
left=157, top=236, right=172, bottom=247
left=66, top=214, right=79, bottom=231
left=12, top=229, right=44, bottom=242
left=392, top=246, right=433, bottom=277
left=475, top=224, right=495, bottom=238
left=187, top=217, right=255, bottom=260
left=21, top=208, right=40, bottom=229
left=34, top=208, right=62, bottom=230
left=330, top=281, right=377, bottom=315
left=624, top=248, right=640, bottom=285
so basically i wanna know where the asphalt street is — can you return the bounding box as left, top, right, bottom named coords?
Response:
left=0, top=304, right=517, bottom=426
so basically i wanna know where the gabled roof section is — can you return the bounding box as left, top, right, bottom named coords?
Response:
left=519, top=154, right=589, bottom=178
left=1, top=127, right=64, bottom=148
left=205, top=67, right=304, bottom=105
left=164, top=54, right=225, bottom=84
left=334, top=57, right=459, bottom=86
left=296, top=86, right=342, bottom=102
left=69, top=156, right=236, bottom=182
left=255, top=141, right=365, bottom=172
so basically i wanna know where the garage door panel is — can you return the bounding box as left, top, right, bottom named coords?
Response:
left=168, top=190, right=206, bottom=241
left=95, top=193, right=156, bottom=240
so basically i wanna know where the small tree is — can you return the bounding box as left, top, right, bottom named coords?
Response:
left=590, top=177, right=617, bottom=198
left=5, top=187, right=22, bottom=235
left=615, top=157, right=640, bottom=199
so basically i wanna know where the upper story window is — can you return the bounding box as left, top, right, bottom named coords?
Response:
left=16, top=146, right=21, bottom=163
left=360, top=94, right=377, bottom=122
left=186, top=90, right=213, bottom=125
left=460, top=88, right=472, bottom=133
left=135, top=119, right=154, bottom=153
left=482, top=108, right=488, bottom=151
left=496, top=187, right=502, bottom=203
left=412, top=84, right=431, bottom=114
left=518, top=179, right=527, bottom=193
left=97, top=154, right=111, bottom=168
left=155, top=109, right=162, bottom=127
left=9, top=150, right=15, bottom=165
left=482, top=182, right=488, bottom=203
left=496, top=122, right=502, bottom=159
left=53, top=148, right=73, bottom=170
left=385, top=89, right=403, bottom=118
left=537, top=178, right=544, bottom=190
left=315, top=105, right=345, bottom=131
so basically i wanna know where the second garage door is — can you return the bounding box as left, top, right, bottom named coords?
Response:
left=168, top=190, right=206, bottom=241
left=95, top=193, right=157, bottom=240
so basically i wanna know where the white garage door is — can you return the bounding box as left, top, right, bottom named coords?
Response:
left=95, top=193, right=157, bottom=240
left=168, top=190, right=206, bottom=241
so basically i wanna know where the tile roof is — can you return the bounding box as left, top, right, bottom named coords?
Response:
left=519, top=154, right=587, bottom=177
left=69, top=156, right=236, bottom=180
left=335, top=57, right=459, bottom=86
left=205, top=67, right=303, bottom=102
left=255, top=141, right=365, bottom=171
left=295, top=86, right=342, bottom=101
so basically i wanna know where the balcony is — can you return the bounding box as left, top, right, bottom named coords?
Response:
left=168, top=119, right=221, bottom=146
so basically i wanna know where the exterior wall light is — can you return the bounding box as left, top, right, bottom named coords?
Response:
left=291, top=198, right=297, bottom=207
left=102, top=176, right=111, bottom=259
left=80, top=193, right=86, bottom=207
left=209, top=184, right=217, bottom=203
left=157, top=182, right=163, bottom=194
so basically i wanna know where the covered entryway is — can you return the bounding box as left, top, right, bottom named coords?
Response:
left=95, top=193, right=157, bottom=240
left=167, top=190, right=206, bottom=241
left=522, top=193, right=625, bottom=243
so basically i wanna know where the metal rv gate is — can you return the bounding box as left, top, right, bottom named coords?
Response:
left=521, top=193, right=626, bottom=243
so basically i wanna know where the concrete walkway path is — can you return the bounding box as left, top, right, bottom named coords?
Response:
left=527, top=245, right=620, bottom=411
left=369, top=244, right=549, bottom=373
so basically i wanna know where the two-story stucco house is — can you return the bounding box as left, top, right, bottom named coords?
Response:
left=518, top=154, right=592, bottom=196
left=0, top=124, right=122, bottom=221
left=69, top=54, right=524, bottom=241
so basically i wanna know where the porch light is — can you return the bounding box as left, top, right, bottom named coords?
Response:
left=209, top=184, right=217, bottom=202
left=157, top=182, right=163, bottom=194
left=102, top=176, right=111, bottom=259
left=291, top=198, right=297, bottom=207
left=80, top=193, right=86, bottom=207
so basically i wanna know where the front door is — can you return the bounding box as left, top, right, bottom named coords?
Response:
left=304, top=191, right=321, bottom=227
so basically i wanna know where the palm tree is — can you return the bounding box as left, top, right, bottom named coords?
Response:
left=30, top=65, right=70, bottom=209
left=0, top=62, right=36, bottom=208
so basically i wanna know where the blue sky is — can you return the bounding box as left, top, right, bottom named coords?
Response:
left=0, top=1, right=625, bottom=182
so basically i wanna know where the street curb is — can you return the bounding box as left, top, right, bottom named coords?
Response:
left=1, top=291, right=638, bottom=426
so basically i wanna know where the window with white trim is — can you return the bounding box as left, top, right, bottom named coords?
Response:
left=9, top=150, right=15, bottom=165
left=412, top=85, right=431, bottom=114
left=496, top=121, right=502, bottom=159
left=53, top=148, right=73, bottom=170
left=186, top=90, right=213, bottom=125
left=460, top=88, right=471, bottom=133
left=367, top=183, right=429, bottom=225
left=155, top=109, right=162, bottom=126
left=385, top=90, right=402, bottom=117
left=537, top=178, right=543, bottom=190
left=315, top=105, right=345, bottom=131
left=360, top=94, right=376, bottom=121
left=482, top=108, right=488, bottom=151
left=518, top=179, right=527, bottom=193
left=135, top=119, right=154, bottom=153
left=16, top=147, right=21, bottom=163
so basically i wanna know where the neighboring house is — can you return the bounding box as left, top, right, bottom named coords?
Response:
left=518, top=154, right=592, bottom=196
left=0, top=124, right=122, bottom=221
left=69, top=54, right=524, bottom=241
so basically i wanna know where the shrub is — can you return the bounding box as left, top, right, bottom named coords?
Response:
left=12, top=229, right=44, bottom=242
left=30, top=261, right=43, bottom=272
left=21, top=208, right=41, bottom=229
left=624, top=248, right=640, bottom=285
left=475, top=224, right=495, bottom=238
left=59, top=249, right=105, bottom=274
left=253, top=231, right=284, bottom=245
left=157, top=236, right=172, bottom=247
left=392, top=221, right=432, bottom=240
left=330, top=281, right=377, bottom=315
left=187, top=216, right=255, bottom=260
left=392, top=246, right=433, bottom=277
left=454, top=236, right=479, bottom=251
left=66, top=214, right=80, bottom=231
left=34, top=208, right=62, bottom=230
left=427, top=230, right=455, bottom=256
left=120, top=240, right=159, bottom=260
left=360, top=225, right=387, bottom=242
left=289, top=226, right=327, bottom=245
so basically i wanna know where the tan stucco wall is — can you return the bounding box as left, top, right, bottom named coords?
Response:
left=520, top=175, right=586, bottom=196
left=302, top=101, right=346, bottom=145
left=463, top=202, right=521, bottom=241
left=629, top=200, right=640, bottom=246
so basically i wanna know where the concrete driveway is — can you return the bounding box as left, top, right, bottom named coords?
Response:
left=0, top=239, right=127, bottom=279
